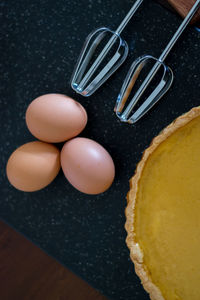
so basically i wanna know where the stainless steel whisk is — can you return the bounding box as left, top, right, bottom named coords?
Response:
left=71, top=0, right=144, bottom=96
left=115, top=0, right=200, bottom=124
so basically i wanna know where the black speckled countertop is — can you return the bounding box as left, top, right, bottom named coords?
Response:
left=1, top=1, right=200, bottom=299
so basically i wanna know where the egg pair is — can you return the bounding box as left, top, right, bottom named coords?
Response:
left=6, top=94, right=115, bottom=194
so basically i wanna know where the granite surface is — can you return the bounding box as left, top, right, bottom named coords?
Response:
left=1, top=1, right=200, bottom=299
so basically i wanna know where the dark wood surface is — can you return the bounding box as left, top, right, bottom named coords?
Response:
left=167, top=0, right=200, bottom=23
left=156, top=0, right=200, bottom=24
left=0, top=220, right=107, bottom=300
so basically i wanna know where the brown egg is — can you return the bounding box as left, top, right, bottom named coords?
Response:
left=26, top=94, right=88, bottom=143
left=61, top=137, right=115, bottom=195
left=6, top=141, right=60, bottom=192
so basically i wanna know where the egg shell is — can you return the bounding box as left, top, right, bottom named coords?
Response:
left=61, top=137, right=115, bottom=195
left=26, top=94, right=87, bottom=143
left=6, top=141, right=60, bottom=192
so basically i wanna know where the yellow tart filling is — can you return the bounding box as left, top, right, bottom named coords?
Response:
left=135, top=115, right=200, bottom=300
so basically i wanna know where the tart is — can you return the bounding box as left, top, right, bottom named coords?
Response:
left=125, top=107, right=200, bottom=300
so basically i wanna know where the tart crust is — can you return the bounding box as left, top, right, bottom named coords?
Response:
left=125, top=107, right=200, bottom=300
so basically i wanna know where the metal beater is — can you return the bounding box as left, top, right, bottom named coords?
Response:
left=115, top=0, right=200, bottom=124
left=71, top=0, right=144, bottom=96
